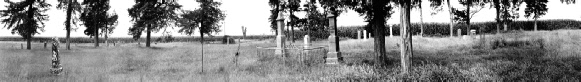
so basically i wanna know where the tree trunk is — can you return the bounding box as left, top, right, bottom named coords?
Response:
left=534, top=18, right=538, bottom=31
left=400, top=1, right=413, bottom=74
left=420, top=3, right=424, bottom=37
left=146, top=24, right=151, bottom=47
left=95, top=23, right=99, bottom=47
left=467, top=1, right=471, bottom=36
left=200, top=25, right=205, bottom=73
left=373, top=18, right=387, bottom=65
left=290, top=10, right=295, bottom=43
left=27, top=37, right=31, bottom=50
left=105, top=26, right=108, bottom=46
left=26, top=1, right=34, bottom=50
left=495, top=0, right=501, bottom=34
left=447, top=0, right=454, bottom=37
left=65, top=0, right=73, bottom=50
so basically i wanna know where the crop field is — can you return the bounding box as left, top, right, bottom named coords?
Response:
left=1, top=30, right=580, bottom=81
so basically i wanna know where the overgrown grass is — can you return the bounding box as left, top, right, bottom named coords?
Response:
left=241, top=30, right=581, bottom=81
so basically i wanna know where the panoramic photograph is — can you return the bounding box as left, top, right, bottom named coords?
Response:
left=1, top=0, right=580, bottom=81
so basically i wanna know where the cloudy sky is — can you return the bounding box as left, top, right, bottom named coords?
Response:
left=1, top=0, right=580, bottom=37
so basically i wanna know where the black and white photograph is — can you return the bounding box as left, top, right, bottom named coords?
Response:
left=1, top=0, right=581, bottom=81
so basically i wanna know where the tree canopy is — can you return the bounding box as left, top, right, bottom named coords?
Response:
left=128, top=0, right=182, bottom=40
left=177, top=0, right=225, bottom=36
left=1, top=0, right=51, bottom=39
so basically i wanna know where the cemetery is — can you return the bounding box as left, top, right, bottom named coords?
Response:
left=1, top=0, right=581, bottom=81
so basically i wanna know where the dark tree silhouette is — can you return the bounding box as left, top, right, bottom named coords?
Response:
left=524, top=0, right=548, bottom=31
left=452, top=0, right=487, bottom=34
left=57, top=0, right=81, bottom=50
left=104, top=12, right=118, bottom=46
left=0, top=0, right=51, bottom=50
left=128, top=0, right=182, bottom=47
left=498, top=0, right=523, bottom=31
left=268, top=0, right=281, bottom=35
left=177, top=0, right=225, bottom=73
left=80, top=0, right=116, bottom=47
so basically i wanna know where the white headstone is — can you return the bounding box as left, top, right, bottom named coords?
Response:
left=389, top=25, right=393, bottom=37
left=357, top=30, right=361, bottom=40
left=303, top=35, right=310, bottom=48
left=363, top=30, right=368, bottom=40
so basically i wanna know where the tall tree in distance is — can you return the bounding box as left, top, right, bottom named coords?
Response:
left=524, top=0, right=548, bottom=31
left=1, top=0, right=51, bottom=50
left=128, top=0, right=182, bottom=47
left=499, top=0, right=523, bottom=31
left=57, top=0, right=81, bottom=50
left=428, top=0, right=456, bottom=37
left=287, top=0, right=301, bottom=43
left=177, top=0, right=225, bottom=73
left=104, top=12, right=118, bottom=46
left=80, top=0, right=113, bottom=47
left=453, top=0, right=487, bottom=35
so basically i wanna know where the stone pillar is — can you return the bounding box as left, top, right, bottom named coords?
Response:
left=326, top=10, right=341, bottom=64
left=303, top=35, right=310, bottom=48
left=389, top=25, right=394, bottom=37
left=363, top=30, right=368, bottom=40
left=457, top=29, right=462, bottom=37
left=275, top=10, right=286, bottom=56
left=357, top=30, right=361, bottom=40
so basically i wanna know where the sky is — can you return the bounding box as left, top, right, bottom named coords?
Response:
left=1, top=0, right=580, bottom=38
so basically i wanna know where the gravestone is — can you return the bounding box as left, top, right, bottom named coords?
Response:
left=363, top=30, right=368, bottom=40
left=457, top=29, right=462, bottom=37
left=326, top=10, right=342, bottom=64
left=389, top=25, right=394, bottom=37
left=275, top=10, right=286, bottom=56
left=470, top=29, right=476, bottom=35
left=50, top=37, right=63, bottom=75
left=357, top=30, right=361, bottom=40
left=21, top=43, right=23, bottom=49
left=303, top=35, right=310, bottom=48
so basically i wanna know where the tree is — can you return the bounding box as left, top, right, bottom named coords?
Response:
left=344, top=0, right=395, bottom=65
left=428, top=0, right=456, bottom=37
left=80, top=0, right=115, bottom=47
left=499, top=0, right=523, bottom=31
left=269, top=0, right=282, bottom=35
left=302, top=0, right=327, bottom=36
left=177, top=0, right=225, bottom=73
left=452, top=0, right=487, bottom=35
left=524, top=0, right=548, bottom=31
left=395, top=0, right=420, bottom=74
left=57, top=0, right=81, bottom=50
left=128, top=0, right=182, bottom=47
left=1, top=0, right=51, bottom=50
left=104, top=12, right=118, bottom=46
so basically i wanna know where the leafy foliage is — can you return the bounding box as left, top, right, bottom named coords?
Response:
left=177, top=0, right=225, bottom=36
left=57, top=0, right=82, bottom=30
left=80, top=0, right=117, bottom=39
left=0, top=0, right=51, bottom=39
left=128, top=0, right=182, bottom=39
left=524, top=0, right=548, bottom=20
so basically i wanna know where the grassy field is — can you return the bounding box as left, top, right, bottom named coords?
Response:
left=1, top=30, right=581, bottom=81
